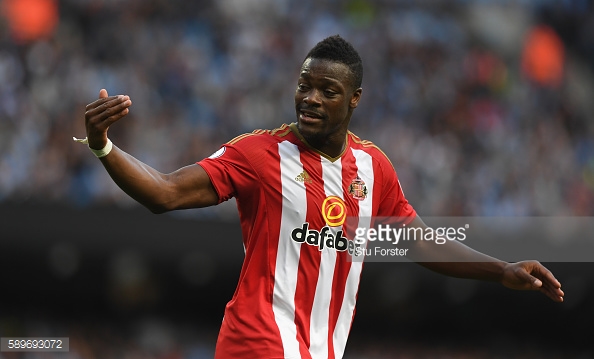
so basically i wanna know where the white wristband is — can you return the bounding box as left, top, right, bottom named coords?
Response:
left=72, top=136, right=113, bottom=158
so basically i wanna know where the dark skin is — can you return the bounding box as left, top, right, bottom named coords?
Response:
left=295, top=58, right=361, bottom=157
left=84, top=90, right=217, bottom=213
left=83, top=58, right=564, bottom=303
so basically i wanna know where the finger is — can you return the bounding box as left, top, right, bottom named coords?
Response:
left=96, top=98, right=132, bottom=129
left=99, top=88, right=108, bottom=98
left=540, top=281, right=564, bottom=302
left=85, top=95, right=126, bottom=113
left=530, top=263, right=562, bottom=289
left=515, top=267, right=542, bottom=289
left=540, top=286, right=564, bottom=302
left=103, top=106, right=131, bottom=127
left=538, top=268, right=562, bottom=289
left=543, top=281, right=564, bottom=298
left=86, top=95, right=131, bottom=120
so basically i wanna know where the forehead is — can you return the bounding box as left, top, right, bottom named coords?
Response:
left=299, top=58, right=353, bottom=85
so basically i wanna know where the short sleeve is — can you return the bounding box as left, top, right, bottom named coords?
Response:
left=376, top=162, right=416, bottom=225
left=197, top=144, right=258, bottom=204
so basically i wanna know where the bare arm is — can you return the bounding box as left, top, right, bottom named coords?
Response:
left=408, top=216, right=564, bottom=302
left=84, top=89, right=218, bottom=213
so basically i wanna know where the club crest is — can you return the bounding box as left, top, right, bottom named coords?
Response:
left=348, top=176, right=367, bottom=200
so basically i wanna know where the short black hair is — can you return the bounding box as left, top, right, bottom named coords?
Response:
left=304, top=35, right=363, bottom=89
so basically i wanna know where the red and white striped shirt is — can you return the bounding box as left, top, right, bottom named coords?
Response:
left=198, top=123, right=416, bottom=359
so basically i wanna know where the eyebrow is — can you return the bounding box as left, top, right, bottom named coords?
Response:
left=299, top=72, right=342, bottom=85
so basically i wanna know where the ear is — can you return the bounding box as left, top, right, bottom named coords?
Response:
left=349, top=87, right=362, bottom=109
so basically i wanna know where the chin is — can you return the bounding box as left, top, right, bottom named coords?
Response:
left=296, top=119, right=315, bottom=134
left=297, top=121, right=324, bottom=145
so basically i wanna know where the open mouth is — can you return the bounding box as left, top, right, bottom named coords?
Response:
left=299, top=109, right=324, bottom=123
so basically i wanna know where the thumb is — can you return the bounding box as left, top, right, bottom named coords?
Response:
left=99, top=88, right=108, bottom=98
left=531, top=277, right=543, bottom=288
left=519, top=269, right=542, bottom=288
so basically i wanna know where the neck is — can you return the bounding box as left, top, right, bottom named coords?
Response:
left=291, top=123, right=348, bottom=159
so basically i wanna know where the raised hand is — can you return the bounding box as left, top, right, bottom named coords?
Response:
left=84, top=89, right=132, bottom=150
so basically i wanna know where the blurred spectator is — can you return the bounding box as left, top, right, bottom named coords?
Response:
left=1, top=0, right=58, bottom=43
left=0, top=0, right=593, bottom=218
left=521, top=24, right=565, bottom=88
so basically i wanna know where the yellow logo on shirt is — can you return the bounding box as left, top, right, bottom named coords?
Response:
left=322, top=196, right=346, bottom=227
left=295, top=170, right=313, bottom=184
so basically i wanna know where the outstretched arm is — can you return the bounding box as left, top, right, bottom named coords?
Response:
left=82, top=89, right=218, bottom=213
left=407, top=216, right=564, bottom=302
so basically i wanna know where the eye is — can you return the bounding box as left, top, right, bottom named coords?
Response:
left=324, top=89, right=338, bottom=97
left=297, top=83, right=309, bottom=92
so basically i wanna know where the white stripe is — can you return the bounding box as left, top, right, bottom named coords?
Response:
left=333, top=149, right=374, bottom=359
left=273, top=141, right=307, bottom=358
left=309, top=157, right=342, bottom=359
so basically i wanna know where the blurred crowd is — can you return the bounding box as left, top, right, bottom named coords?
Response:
left=1, top=0, right=594, bottom=217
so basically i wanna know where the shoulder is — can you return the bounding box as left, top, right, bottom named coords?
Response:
left=226, top=123, right=293, bottom=146
left=347, top=131, right=395, bottom=169
left=218, top=123, right=294, bottom=161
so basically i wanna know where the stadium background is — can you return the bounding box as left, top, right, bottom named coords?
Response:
left=1, top=0, right=593, bottom=357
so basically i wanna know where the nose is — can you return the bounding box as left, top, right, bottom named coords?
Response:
left=303, top=89, right=322, bottom=106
